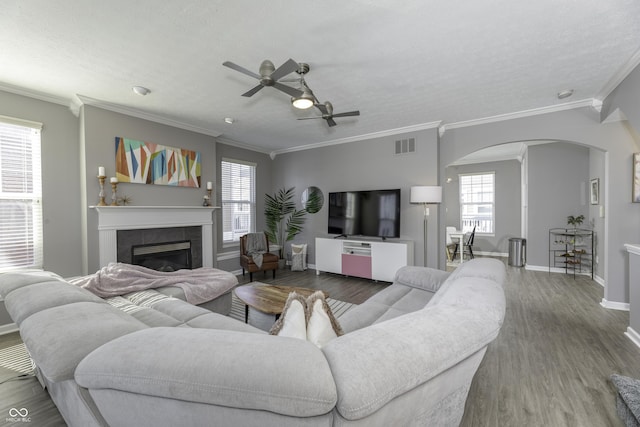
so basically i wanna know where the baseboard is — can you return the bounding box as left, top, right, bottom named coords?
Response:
left=625, top=327, right=640, bottom=348
left=217, top=251, right=240, bottom=262
left=525, top=264, right=594, bottom=279
left=0, top=323, right=18, bottom=336
left=594, top=274, right=605, bottom=287
left=475, top=251, right=508, bottom=258
left=600, top=299, right=630, bottom=311
left=525, top=264, right=548, bottom=272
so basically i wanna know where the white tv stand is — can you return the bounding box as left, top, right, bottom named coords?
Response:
left=315, top=237, right=414, bottom=282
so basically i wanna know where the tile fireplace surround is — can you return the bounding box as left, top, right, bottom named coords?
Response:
left=91, top=206, right=217, bottom=268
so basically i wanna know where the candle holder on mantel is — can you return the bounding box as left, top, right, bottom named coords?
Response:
left=110, top=181, right=119, bottom=206
left=97, top=175, right=107, bottom=206
left=207, top=188, right=213, bottom=205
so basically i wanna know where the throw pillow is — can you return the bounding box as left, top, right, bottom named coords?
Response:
left=305, top=291, right=344, bottom=348
left=269, top=292, right=308, bottom=340
left=268, top=290, right=344, bottom=348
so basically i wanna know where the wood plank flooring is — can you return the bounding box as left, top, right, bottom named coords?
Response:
left=0, top=261, right=637, bottom=426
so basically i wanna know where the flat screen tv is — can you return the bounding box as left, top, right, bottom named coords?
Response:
left=327, top=189, right=401, bottom=238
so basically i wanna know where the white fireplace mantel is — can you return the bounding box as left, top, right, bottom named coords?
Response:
left=91, top=206, right=219, bottom=268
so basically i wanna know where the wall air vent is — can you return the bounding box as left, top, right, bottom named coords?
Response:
left=394, top=137, right=416, bottom=155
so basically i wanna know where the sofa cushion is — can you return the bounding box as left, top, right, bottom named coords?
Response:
left=393, top=266, right=450, bottom=292
left=0, top=270, right=63, bottom=296
left=76, top=327, right=337, bottom=417
left=5, top=280, right=106, bottom=325
left=427, top=258, right=506, bottom=309
left=20, top=301, right=147, bottom=382
left=338, top=285, right=435, bottom=333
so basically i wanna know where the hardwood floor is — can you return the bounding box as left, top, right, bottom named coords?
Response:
left=0, top=261, right=637, bottom=426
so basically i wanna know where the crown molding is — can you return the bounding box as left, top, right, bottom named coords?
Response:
left=440, top=99, right=596, bottom=133
left=75, top=94, right=223, bottom=137
left=270, top=121, right=442, bottom=157
left=596, top=46, right=640, bottom=101
left=0, top=83, right=70, bottom=107
left=216, top=136, right=273, bottom=155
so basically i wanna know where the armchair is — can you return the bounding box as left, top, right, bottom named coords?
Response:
left=240, top=232, right=279, bottom=281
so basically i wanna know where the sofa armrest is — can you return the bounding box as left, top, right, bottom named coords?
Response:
left=75, top=328, right=337, bottom=419
left=393, top=266, right=451, bottom=293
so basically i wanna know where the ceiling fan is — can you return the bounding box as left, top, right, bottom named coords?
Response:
left=222, top=59, right=304, bottom=98
left=298, top=101, right=360, bottom=127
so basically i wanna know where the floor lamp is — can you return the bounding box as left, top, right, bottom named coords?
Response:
left=410, top=186, right=442, bottom=267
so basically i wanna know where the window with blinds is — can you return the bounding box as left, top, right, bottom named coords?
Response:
left=221, top=158, right=256, bottom=244
left=0, top=116, right=43, bottom=271
left=459, top=172, right=494, bottom=234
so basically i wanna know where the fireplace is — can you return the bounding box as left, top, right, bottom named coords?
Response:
left=92, top=206, right=217, bottom=269
left=131, top=240, right=192, bottom=271
left=117, top=226, right=202, bottom=268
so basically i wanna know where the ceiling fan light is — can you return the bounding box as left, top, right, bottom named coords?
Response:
left=292, top=85, right=315, bottom=109
left=292, top=97, right=314, bottom=109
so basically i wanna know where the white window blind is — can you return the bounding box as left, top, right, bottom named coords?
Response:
left=0, top=116, right=43, bottom=271
left=221, top=158, right=256, bottom=243
left=459, top=172, right=494, bottom=234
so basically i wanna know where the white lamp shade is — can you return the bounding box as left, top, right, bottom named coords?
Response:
left=410, top=186, right=442, bottom=203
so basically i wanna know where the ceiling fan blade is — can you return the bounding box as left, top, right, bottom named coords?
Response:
left=273, top=82, right=303, bottom=98
left=297, top=117, right=323, bottom=120
left=332, top=111, right=360, bottom=118
left=327, top=118, right=338, bottom=127
left=315, top=103, right=329, bottom=115
left=270, top=58, right=300, bottom=81
left=242, top=84, right=264, bottom=97
left=223, top=61, right=260, bottom=79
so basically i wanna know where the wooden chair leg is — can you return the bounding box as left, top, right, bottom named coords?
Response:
left=272, top=269, right=276, bottom=279
left=249, top=272, right=253, bottom=282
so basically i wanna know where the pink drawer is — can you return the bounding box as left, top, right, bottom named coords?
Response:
left=342, top=253, right=372, bottom=279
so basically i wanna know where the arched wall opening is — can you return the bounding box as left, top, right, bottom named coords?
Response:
left=438, top=106, right=639, bottom=308
left=442, top=140, right=606, bottom=285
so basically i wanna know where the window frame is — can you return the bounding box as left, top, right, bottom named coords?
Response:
left=220, top=158, right=256, bottom=246
left=0, top=115, right=43, bottom=272
left=458, top=171, right=495, bottom=236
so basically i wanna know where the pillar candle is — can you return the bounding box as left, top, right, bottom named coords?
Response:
left=110, top=177, right=118, bottom=184
left=207, top=181, right=213, bottom=190
left=98, top=166, right=105, bottom=177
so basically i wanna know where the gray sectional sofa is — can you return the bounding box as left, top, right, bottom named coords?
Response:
left=0, top=257, right=506, bottom=427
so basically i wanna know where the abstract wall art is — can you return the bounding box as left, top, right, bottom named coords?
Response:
left=115, top=137, right=201, bottom=188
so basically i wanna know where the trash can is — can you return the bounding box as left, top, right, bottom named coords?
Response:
left=508, top=237, right=526, bottom=267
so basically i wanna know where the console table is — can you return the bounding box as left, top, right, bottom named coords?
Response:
left=315, top=237, right=413, bottom=282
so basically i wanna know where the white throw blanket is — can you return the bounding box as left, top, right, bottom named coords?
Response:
left=69, top=263, right=238, bottom=306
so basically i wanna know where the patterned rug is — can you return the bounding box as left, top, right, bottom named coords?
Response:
left=0, top=343, right=34, bottom=383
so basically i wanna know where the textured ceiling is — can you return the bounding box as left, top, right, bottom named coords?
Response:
left=1, top=1, right=640, bottom=154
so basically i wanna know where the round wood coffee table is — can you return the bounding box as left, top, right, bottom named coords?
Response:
left=234, top=283, right=328, bottom=323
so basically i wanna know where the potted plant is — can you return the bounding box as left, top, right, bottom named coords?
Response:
left=567, top=214, right=585, bottom=229
left=265, top=187, right=307, bottom=266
